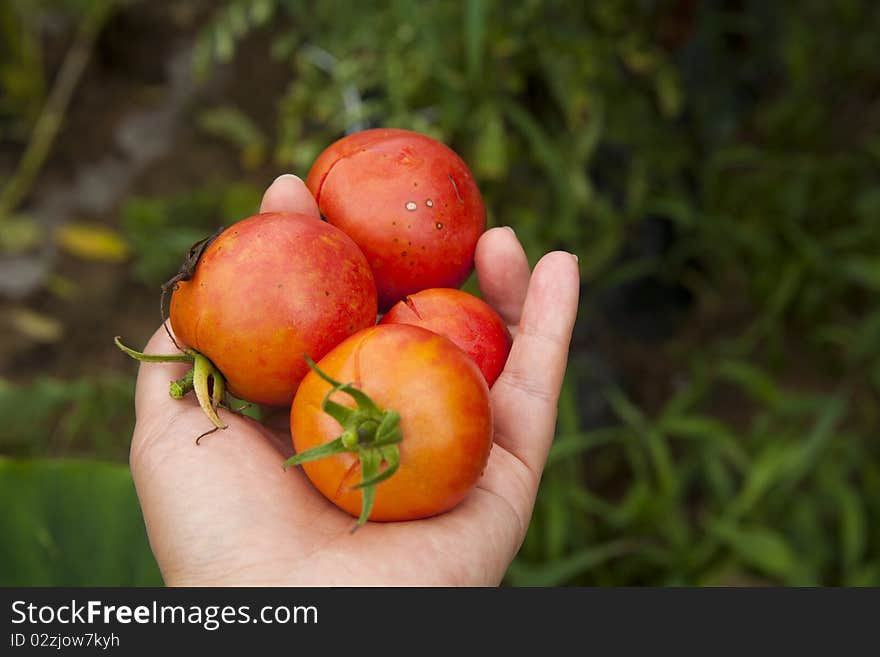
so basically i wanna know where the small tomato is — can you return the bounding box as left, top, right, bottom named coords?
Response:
left=380, top=288, right=511, bottom=387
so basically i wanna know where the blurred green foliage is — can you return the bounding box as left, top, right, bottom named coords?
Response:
left=0, top=376, right=134, bottom=460
left=0, top=0, right=45, bottom=132
left=190, top=0, right=880, bottom=586
left=0, top=458, right=161, bottom=586
left=1, top=0, right=879, bottom=585
left=121, top=182, right=261, bottom=285
left=514, top=366, right=879, bottom=586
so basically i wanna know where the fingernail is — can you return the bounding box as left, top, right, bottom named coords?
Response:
left=570, top=252, right=579, bottom=263
left=272, top=173, right=302, bottom=185
left=502, top=225, right=516, bottom=236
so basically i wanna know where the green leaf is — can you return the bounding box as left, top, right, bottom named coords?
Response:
left=283, top=437, right=347, bottom=468
left=659, top=414, right=748, bottom=470
left=306, top=354, right=381, bottom=418
left=0, top=376, right=134, bottom=460
left=507, top=540, right=636, bottom=586
left=463, top=0, right=486, bottom=84
left=356, top=448, right=381, bottom=528
left=540, top=476, right=569, bottom=560
left=782, top=396, right=846, bottom=487
left=729, top=444, right=793, bottom=518
left=472, top=106, right=508, bottom=180
left=717, top=360, right=786, bottom=409
left=709, top=521, right=811, bottom=585
left=373, top=410, right=402, bottom=446
left=605, top=387, right=678, bottom=498
left=825, top=477, right=867, bottom=578
left=351, top=445, right=400, bottom=489
left=546, top=427, right=623, bottom=466
left=841, top=257, right=880, bottom=290
left=0, top=458, right=161, bottom=586
left=197, top=105, right=267, bottom=170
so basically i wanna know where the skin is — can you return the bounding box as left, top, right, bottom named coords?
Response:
left=169, top=211, right=377, bottom=406
left=130, top=173, right=580, bottom=586
left=380, top=288, right=512, bottom=386
left=307, top=129, right=485, bottom=309
left=292, top=324, right=493, bottom=521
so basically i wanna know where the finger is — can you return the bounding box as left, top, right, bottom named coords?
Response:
left=133, top=324, right=194, bottom=421
left=475, top=227, right=531, bottom=327
left=259, top=174, right=321, bottom=218
left=491, top=251, right=580, bottom=476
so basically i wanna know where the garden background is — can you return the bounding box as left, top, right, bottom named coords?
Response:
left=1, top=0, right=878, bottom=586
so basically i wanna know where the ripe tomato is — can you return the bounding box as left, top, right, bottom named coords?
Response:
left=169, top=212, right=377, bottom=406
left=290, top=324, right=493, bottom=522
left=380, top=288, right=512, bottom=387
left=306, top=128, right=485, bottom=310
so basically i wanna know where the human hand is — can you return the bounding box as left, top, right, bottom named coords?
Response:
left=129, top=174, right=580, bottom=585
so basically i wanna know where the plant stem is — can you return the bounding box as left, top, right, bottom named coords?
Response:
left=114, top=336, right=193, bottom=363
left=0, top=0, right=115, bottom=221
left=283, top=357, right=403, bottom=530
left=169, top=369, right=195, bottom=399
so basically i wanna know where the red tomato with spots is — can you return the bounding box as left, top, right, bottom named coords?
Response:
left=306, top=128, right=485, bottom=310
left=169, top=212, right=377, bottom=406
left=380, top=288, right=512, bottom=387
left=290, top=324, right=493, bottom=521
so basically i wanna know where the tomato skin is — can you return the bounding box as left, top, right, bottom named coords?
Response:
left=380, top=288, right=512, bottom=387
left=170, top=212, right=377, bottom=406
left=290, top=324, right=493, bottom=521
left=306, top=128, right=485, bottom=310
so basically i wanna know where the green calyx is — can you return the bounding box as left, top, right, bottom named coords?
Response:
left=114, top=335, right=228, bottom=438
left=283, top=356, right=403, bottom=531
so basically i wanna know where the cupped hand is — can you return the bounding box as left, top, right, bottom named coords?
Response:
left=130, top=174, right=580, bottom=585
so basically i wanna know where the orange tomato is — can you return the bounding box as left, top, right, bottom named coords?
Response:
left=170, top=212, right=377, bottom=406
left=290, top=323, right=493, bottom=521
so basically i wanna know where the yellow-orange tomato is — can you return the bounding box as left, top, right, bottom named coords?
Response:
left=170, top=212, right=377, bottom=406
left=290, top=324, right=493, bottom=521
left=306, top=128, right=485, bottom=310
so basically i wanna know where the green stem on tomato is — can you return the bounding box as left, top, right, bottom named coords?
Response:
left=169, top=369, right=195, bottom=399
left=114, top=336, right=193, bottom=363
left=283, top=356, right=403, bottom=531
left=114, top=335, right=228, bottom=435
left=192, top=352, right=227, bottom=431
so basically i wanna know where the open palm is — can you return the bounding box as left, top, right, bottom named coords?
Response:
left=129, top=175, right=579, bottom=585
